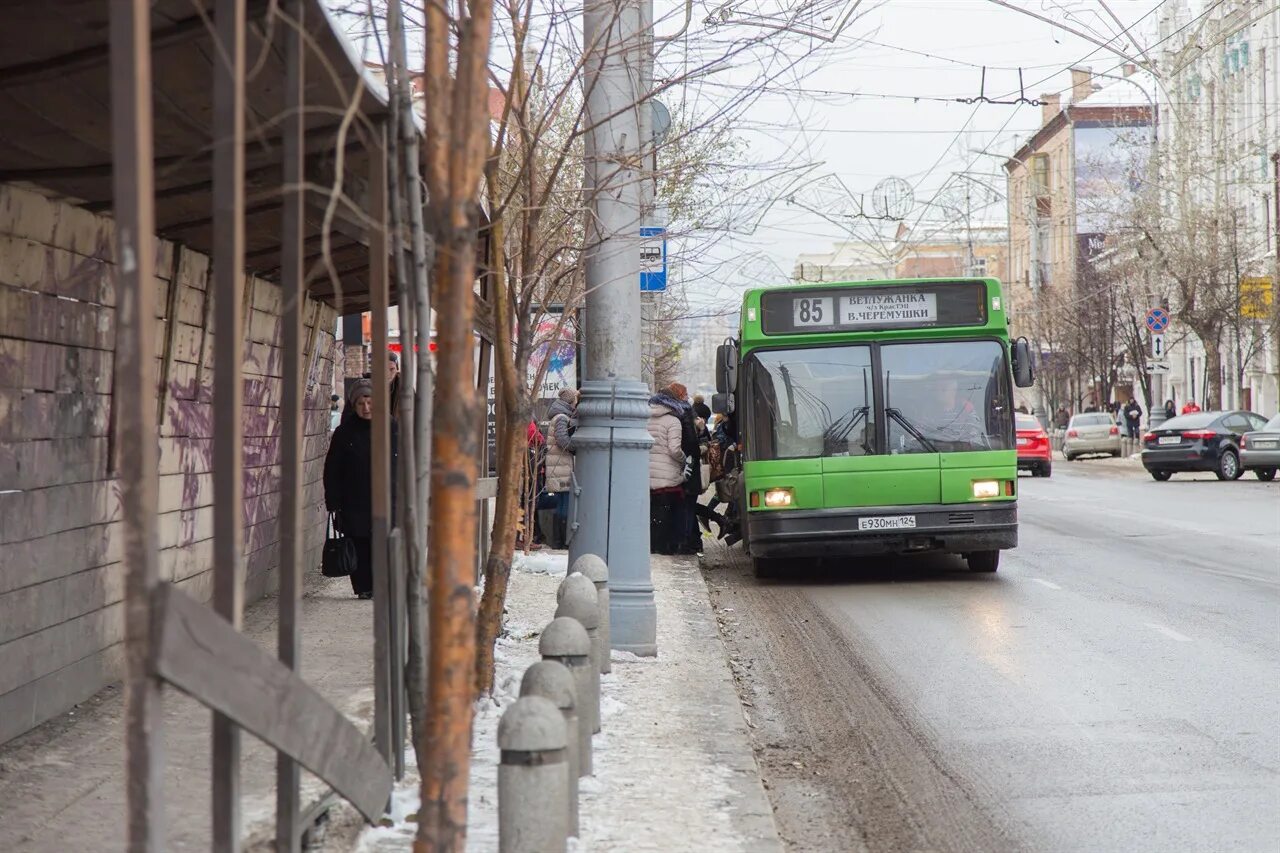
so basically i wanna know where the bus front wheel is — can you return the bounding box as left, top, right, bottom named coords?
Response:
left=966, top=551, right=1000, bottom=573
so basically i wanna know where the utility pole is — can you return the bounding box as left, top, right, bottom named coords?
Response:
left=571, top=0, right=656, bottom=655
left=638, top=0, right=656, bottom=389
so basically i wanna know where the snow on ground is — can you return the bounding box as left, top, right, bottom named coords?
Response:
left=512, top=550, right=570, bottom=576
left=354, top=557, right=766, bottom=853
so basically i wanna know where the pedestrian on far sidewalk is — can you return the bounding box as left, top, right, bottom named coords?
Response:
left=1163, top=399, right=1176, bottom=421
left=541, top=388, right=578, bottom=548
left=324, top=378, right=399, bottom=599
left=1123, top=397, right=1143, bottom=438
left=1181, top=399, right=1201, bottom=415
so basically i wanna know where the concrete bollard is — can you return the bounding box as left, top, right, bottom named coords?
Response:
left=521, top=660, right=581, bottom=836
left=498, top=695, right=569, bottom=853
left=570, top=554, right=611, bottom=674
left=539, top=617, right=595, bottom=775
left=555, top=576, right=602, bottom=734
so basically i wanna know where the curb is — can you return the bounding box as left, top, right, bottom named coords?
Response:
left=653, top=557, right=784, bottom=853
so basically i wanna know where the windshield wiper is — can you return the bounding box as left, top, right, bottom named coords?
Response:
left=822, top=405, right=870, bottom=454
left=885, top=407, right=940, bottom=453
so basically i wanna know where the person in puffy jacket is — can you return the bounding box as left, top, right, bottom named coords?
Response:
left=540, top=388, right=578, bottom=548
left=647, top=391, right=687, bottom=553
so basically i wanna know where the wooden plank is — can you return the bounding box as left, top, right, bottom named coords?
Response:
left=0, top=601, right=124, bottom=697
left=0, top=521, right=124, bottom=595
left=0, top=436, right=112, bottom=490
left=0, top=479, right=119, bottom=545
left=0, top=388, right=113, bottom=440
left=150, top=584, right=393, bottom=821
left=475, top=476, right=499, bottom=500
left=0, top=338, right=114, bottom=394
left=0, top=561, right=126, bottom=646
left=0, top=284, right=115, bottom=351
left=0, top=643, right=125, bottom=748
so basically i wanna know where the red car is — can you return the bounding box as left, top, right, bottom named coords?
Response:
left=1016, top=413, right=1052, bottom=477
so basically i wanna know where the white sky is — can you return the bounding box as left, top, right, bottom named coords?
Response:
left=655, top=0, right=1167, bottom=319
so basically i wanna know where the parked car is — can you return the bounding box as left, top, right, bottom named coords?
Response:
left=1240, top=413, right=1280, bottom=481
left=1141, top=410, right=1270, bottom=481
left=1016, top=413, right=1052, bottom=477
left=1062, top=412, right=1122, bottom=460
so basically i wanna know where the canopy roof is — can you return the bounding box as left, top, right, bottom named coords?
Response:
left=0, top=0, right=396, bottom=311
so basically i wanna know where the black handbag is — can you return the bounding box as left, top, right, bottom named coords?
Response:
left=321, top=513, right=357, bottom=577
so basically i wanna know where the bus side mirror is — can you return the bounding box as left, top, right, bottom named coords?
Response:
left=715, top=341, right=738, bottom=394
left=711, top=392, right=735, bottom=415
left=1012, top=337, right=1035, bottom=388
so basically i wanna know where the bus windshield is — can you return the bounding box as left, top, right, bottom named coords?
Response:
left=745, top=339, right=1013, bottom=461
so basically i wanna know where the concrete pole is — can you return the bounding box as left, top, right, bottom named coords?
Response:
left=540, top=617, right=595, bottom=774
left=520, top=661, right=581, bottom=837
left=498, top=696, right=569, bottom=853
left=572, top=0, right=657, bottom=655
left=571, top=554, right=612, bottom=674
left=555, top=574, right=602, bottom=734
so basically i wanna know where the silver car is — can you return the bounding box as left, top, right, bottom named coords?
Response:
left=1063, top=412, right=1122, bottom=460
left=1240, top=413, right=1280, bottom=481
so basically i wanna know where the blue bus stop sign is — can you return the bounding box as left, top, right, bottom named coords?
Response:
left=640, top=226, right=666, bottom=292
left=1144, top=307, right=1170, bottom=333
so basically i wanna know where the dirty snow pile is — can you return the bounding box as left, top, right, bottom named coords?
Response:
left=512, top=550, right=570, bottom=576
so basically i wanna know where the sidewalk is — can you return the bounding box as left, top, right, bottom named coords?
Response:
left=0, top=572, right=377, bottom=852
left=353, top=553, right=782, bottom=853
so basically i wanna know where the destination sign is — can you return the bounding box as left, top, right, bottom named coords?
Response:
left=840, top=292, right=936, bottom=326
left=760, top=282, right=986, bottom=336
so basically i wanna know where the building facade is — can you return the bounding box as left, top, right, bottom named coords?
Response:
left=1155, top=0, right=1280, bottom=416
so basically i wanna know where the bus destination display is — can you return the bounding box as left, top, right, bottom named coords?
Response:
left=763, top=282, right=985, bottom=335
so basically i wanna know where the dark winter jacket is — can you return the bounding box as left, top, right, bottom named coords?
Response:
left=323, top=413, right=398, bottom=537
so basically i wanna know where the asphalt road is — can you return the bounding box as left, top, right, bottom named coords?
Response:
left=702, top=460, right=1280, bottom=853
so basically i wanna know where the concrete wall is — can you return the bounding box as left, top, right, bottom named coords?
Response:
left=0, top=183, right=338, bottom=746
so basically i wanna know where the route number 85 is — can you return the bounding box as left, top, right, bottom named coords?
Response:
left=793, top=297, right=829, bottom=326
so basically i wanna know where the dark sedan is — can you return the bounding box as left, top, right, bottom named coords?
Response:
left=1141, top=410, right=1271, bottom=481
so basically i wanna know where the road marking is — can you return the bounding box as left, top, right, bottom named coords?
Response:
left=1144, top=623, right=1192, bottom=642
left=1030, top=578, right=1061, bottom=590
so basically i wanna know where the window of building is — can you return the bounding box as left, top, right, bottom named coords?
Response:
left=1031, top=154, right=1050, bottom=198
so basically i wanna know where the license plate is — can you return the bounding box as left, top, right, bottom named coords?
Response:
left=1016, top=437, right=1030, bottom=446
left=1253, top=440, right=1278, bottom=449
left=859, top=515, right=917, bottom=531
left=1158, top=435, right=1180, bottom=445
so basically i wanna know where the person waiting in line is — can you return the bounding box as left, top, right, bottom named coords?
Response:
left=1123, top=397, right=1143, bottom=438
left=539, top=388, right=578, bottom=549
left=692, top=394, right=712, bottom=422
left=324, top=379, right=398, bottom=599
left=658, top=382, right=706, bottom=554
left=647, top=389, right=687, bottom=554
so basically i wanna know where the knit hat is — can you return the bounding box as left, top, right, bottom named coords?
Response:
left=347, top=378, right=373, bottom=406
left=558, top=388, right=579, bottom=404
left=665, top=382, right=688, bottom=402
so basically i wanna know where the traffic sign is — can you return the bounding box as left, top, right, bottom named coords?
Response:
left=1146, top=361, right=1170, bottom=374
left=639, top=226, right=666, bottom=292
left=1144, top=307, right=1170, bottom=333
left=1151, top=333, right=1166, bottom=358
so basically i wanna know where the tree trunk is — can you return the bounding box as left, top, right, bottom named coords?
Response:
left=418, top=235, right=483, bottom=852
left=1203, top=340, right=1223, bottom=410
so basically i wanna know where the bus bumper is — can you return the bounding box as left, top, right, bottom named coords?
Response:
left=747, top=502, right=1018, bottom=559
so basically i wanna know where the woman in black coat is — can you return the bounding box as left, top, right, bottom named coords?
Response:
left=324, top=379, right=397, bottom=598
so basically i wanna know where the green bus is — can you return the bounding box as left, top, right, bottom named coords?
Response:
left=713, top=277, right=1035, bottom=577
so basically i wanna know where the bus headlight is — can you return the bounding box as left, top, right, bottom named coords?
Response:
left=763, top=488, right=794, bottom=508
left=971, top=480, right=1000, bottom=499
